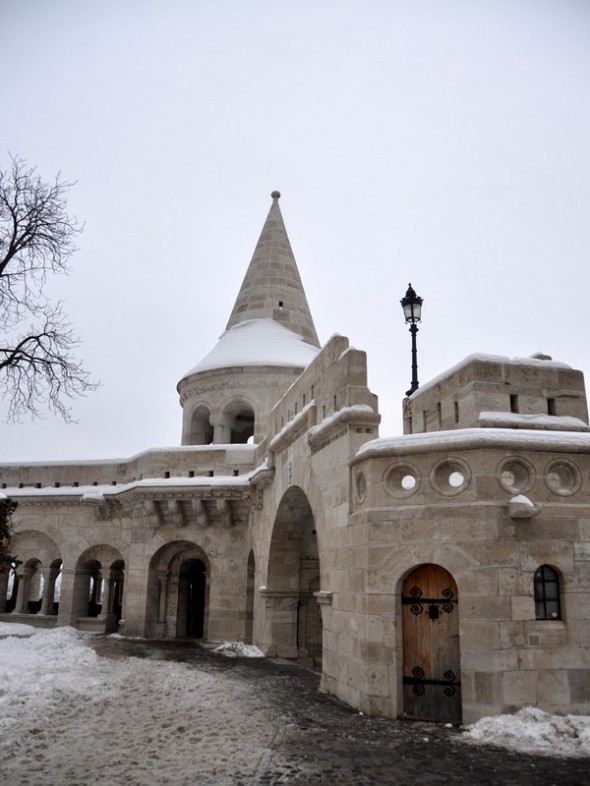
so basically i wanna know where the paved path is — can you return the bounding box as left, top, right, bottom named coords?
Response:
left=89, top=638, right=588, bottom=786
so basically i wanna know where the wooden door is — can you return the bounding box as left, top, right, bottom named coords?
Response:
left=402, top=564, right=461, bottom=723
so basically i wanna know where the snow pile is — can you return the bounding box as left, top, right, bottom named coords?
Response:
left=213, top=641, right=265, bottom=658
left=466, top=706, right=590, bottom=757
left=0, top=626, right=101, bottom=732
left=0, top=621, right=36, bottom=638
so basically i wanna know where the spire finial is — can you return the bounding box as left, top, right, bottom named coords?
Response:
left=271, top=190, right=281, bottom=200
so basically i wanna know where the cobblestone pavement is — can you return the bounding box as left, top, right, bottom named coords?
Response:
left=91, top=638, right=588, bottom=786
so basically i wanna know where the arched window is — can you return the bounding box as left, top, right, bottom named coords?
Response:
left=222, top=400, right=255, bottom=444
left=534, top=565, right=561, bottom=620
left=190, top=406, right=214, bottom=445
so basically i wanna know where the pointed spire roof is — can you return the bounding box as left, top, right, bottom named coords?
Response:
left=225, top=191, right=320, bottom=347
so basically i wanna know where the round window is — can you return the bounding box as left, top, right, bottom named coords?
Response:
left=384, top=463, right=421, bottom=498
left=497, top=458, right=535, bottom=494
left=355, top=471, right=367, bottom=504
left=430, top=458, right=471, bottom=496
left=544, top=460, right=581, bottom=496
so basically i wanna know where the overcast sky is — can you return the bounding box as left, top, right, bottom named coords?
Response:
left=1, top=0, right=589, bottom=462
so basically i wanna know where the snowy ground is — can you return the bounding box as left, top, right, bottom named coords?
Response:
left=0, top=624, right=278, bottom=786
left=1, top=623, right=589, bottom=786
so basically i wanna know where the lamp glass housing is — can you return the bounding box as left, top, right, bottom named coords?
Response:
left=401, top=285, right=423, bottom=324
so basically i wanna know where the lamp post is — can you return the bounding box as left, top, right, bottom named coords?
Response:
left=400, top=283, right=423, bottom=397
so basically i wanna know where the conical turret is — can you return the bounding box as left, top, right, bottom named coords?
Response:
left=177, top=193, right=320, bottom=446
left=226, top=191, right=319, bottom=346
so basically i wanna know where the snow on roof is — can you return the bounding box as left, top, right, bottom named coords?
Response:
left=356, top=427, right=590, bottom=459
left=181, top=318, right=319, bottom=379
left=0, top=444, right=256, bottom=470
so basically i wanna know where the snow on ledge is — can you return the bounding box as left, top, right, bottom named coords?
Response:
left=479, top=411, right=589, bottom=431
left=308, top=404, right=376, bottom=437
left=355, top=427, right=590, bottom=460
left=3, top=473, right=255, bottom=499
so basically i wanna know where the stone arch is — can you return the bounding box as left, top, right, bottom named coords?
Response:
left=146, top=540, right=210, bottom=639
left=263, top=486, right=322, bottom=666
left=72, top=544, right=125, bottom=632
left=1, top=530, right=62, bottom=618
left=222, top=397, right=256, bottom=444
left=189, top=404, right=214, bottom=445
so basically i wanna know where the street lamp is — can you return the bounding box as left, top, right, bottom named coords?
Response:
left=400, top=283, right=423, bottom=397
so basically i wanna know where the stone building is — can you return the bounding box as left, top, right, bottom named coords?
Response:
left=1, top=193, right=589, bottom=725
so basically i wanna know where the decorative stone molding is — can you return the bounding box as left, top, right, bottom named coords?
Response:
left=509, top=494, right=539, bottom=519
left=258, top=587, right=300, bottom=609
left=313, top=590, right=333, bottom=606
left=167, top=499, right=184, bottom=528
left=191, top=499, right=209, bottom=528
left=216, top=498, right=233, bottom=528
left=144, top=499, right=162, bottom=527
left=241, top=488, right=264, bottom=511
left=81, top=493, right=115, bottom=521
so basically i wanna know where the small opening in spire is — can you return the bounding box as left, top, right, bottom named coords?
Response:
left=279, top=300, right=284, bottom=310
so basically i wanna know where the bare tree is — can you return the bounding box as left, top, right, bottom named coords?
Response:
left=0, top=155, right=97, bottom=420
left=0, top=495, right=18, bottom=575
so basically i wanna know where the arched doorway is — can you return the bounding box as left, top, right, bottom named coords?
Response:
left=402, top=564, right=461, bottom=723
left=265, top=487, right=322, bottom=667
left=146, top=541, right=210, bottom=639
left=177, top=558, right=206, bottom=637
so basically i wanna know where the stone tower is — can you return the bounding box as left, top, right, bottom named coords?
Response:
left=177, top=192, right=320, bottom=446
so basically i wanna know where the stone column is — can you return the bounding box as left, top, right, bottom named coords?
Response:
left=258, top=589, right=300, bottom=658
left=211, top=419, right=230, bottom=444
left=14, top=565, right=34, bottom=614
left=40, top=567, right=57, bottom=615
left=98, top=570, right=115, bottom=618
left=166, top=573, right=180, bottom=638
left=202, top=570, right=210, bottom=640
left=59, top=568, right=89, bottom=625
left=157, top=572, right=168, bottom=623
left=0, top=570, right=9, bottom=612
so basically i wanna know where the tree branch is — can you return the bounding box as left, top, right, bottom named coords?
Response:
left=0, top=155, right=96, bottom=420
